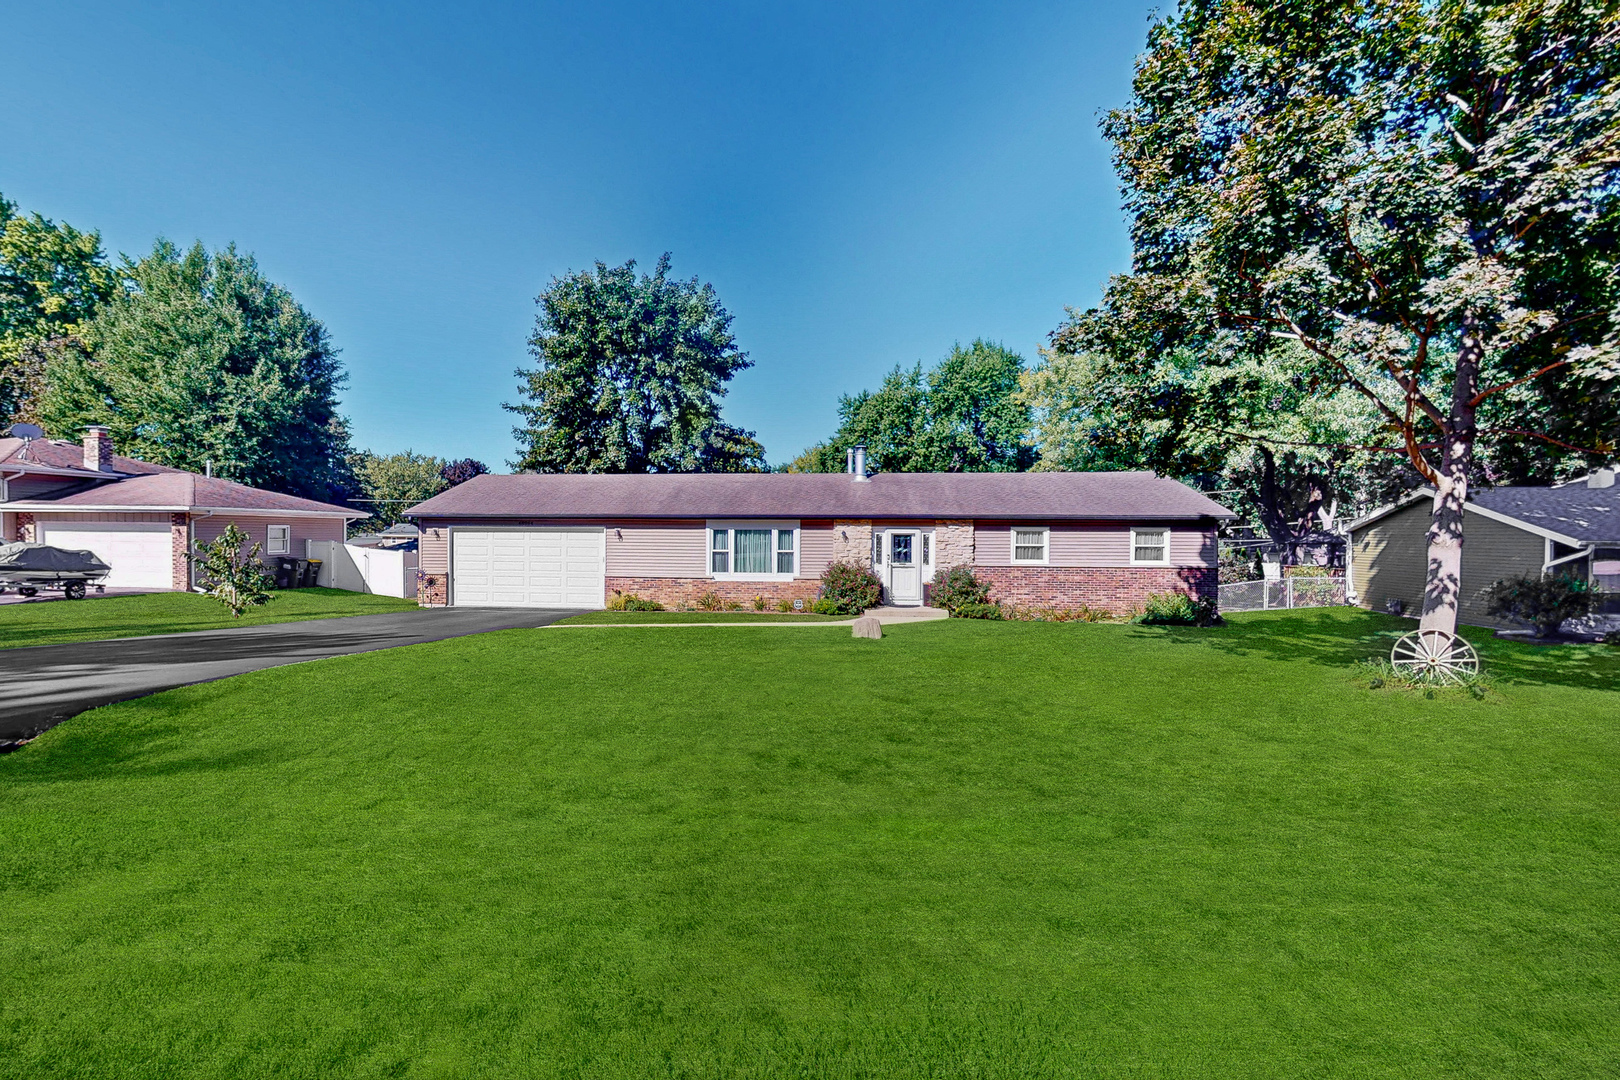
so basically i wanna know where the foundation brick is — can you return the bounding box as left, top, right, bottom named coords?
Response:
left=975, top=565, right=1217, bottom=615
left=607, top=576, right=821, bottom=609
left=417, top=572, right=449, bottom=607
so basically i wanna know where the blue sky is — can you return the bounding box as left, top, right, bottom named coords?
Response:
left=1, top=1, right=1158, bottom=469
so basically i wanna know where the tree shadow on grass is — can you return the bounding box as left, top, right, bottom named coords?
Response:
left=1149, top=608, right=1620, bottom=694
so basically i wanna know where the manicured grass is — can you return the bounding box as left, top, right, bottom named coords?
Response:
left=557, top=609, right=844, bottom=624
left=2, top=609, right=1616, bottom=1077
left=0, top=587, right=421, bottom=649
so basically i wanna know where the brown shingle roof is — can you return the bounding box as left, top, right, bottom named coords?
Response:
left=0, top=437, right=178, bottom=476
left=3, top=471, right=358, bottom=516
left=405, top=471, right=1235, bottom=521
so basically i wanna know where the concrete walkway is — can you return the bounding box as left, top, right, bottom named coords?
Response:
left=0, top=607, right=580, bottom=742
left=545, top=605, right=951, bottom=629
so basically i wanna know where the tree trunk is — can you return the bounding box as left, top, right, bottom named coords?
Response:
left=1419, top=319, right=1482, bottom=636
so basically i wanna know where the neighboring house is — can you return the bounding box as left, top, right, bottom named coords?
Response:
left=404, top=457, right=1234, bottom=610
left=1346, top=469, right=1620, bottom=628
left=0, top=426, right=362, bottom=590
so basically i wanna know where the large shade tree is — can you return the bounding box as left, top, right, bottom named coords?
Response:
left=786, top=340, right=1033, bottom=473
left=1020, top=340, right=1407, bottom=548
left=507, top=254, right=764, bottom=473
left=37, top=240, right=355, bottom=502
left=348, top=450, right=448, bottom=531
left=0, top=193, right=117, bottom=424
left=1079, top=0, right=1619, bottom=635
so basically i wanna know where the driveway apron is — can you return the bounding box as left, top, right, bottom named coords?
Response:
left=0, top=608, right=579, bottom=741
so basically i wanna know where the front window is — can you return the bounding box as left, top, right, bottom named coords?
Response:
left=1132, top=528, right=1169, bottom=565
left=734, top=529, right=772, bottom=574
left=266, top=524, right=291, bottom=555
left=708, top=522, right=796, bottom=578
left=1012, top=527, right=1047, bottom=564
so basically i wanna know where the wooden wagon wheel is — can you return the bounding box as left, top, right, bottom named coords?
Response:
left=1390, top=629, right=1480, bottom=685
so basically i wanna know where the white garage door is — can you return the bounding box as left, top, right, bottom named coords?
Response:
left=36, top=520, right=173, bottom=589
left=451, top=529, right=605, bottom=608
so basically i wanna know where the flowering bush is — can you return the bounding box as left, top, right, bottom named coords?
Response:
left=818, top=561, right=882, bottom=615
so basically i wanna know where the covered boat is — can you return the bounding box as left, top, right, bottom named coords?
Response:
left=0, top=542, right=112, bottom=599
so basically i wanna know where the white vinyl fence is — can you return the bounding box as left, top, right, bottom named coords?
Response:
left=1219, top=576, right=1347, bottom=612
left=307, top=541, right=418, bottom=598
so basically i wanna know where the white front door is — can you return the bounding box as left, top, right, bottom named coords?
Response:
left=35, top=520, right=174, bottom=589
left=451, top=529, right=605, bottom=608
left=886, top=530, right=922, bottom=605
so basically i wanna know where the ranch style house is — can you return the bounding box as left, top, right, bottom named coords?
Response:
left=404, top=455, right=1235, bottom=611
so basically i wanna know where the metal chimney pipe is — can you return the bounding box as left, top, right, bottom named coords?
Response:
left=852, top=444, right=869, bottom=482
left=845, top=447, right=855, bottom=474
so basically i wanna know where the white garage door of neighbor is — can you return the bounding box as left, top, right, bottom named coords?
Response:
left=35, top=520, right=173, bottom=589
left=452, top=529, right=605, bottom=608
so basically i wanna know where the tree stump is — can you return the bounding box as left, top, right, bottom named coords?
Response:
left=851, top=617, right=883, bottom=639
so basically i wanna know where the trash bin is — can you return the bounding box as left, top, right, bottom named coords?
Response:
left=303, top=559, right=322, bottom=588
left=271, top=557, right=298, bottom=589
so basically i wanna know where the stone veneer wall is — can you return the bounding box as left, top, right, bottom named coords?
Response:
left=933, top=519, right=974, bottom=569
left=831, top=519, right=873, bottom=567
left=607, top=576, right=821, bottom=608
left=975, top=565, right=1217, bottom=615
left=170, top=513, right=190, bottom=590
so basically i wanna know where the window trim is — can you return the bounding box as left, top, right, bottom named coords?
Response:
left=1010, top=525, right=1049, bottom=566
left=706, top=519, right=800, bottom=581
left=266, top=523, right=292, bottom=556
left=1129, top=526, right=1171, bottom=566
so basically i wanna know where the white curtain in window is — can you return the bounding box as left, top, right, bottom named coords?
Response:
left=1014, top=529, right=1045, bottom=561
left=1133, top=530, right=1167, bottom=562
left=734, top=529, right=771, bottom=573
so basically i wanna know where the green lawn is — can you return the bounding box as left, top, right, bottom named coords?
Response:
left=2, top=610, right=1616, bottom=1078
left=0, top=587, right=421, bottom=649
left=557, top=609, right=844, bottom=624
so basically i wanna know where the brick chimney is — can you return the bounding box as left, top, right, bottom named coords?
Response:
left=83, top=426, right=114, bottom=472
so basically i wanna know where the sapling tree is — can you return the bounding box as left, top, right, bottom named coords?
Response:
left=189, top=522, right=276, bottom=618
left=1068, top=0, right=1619, bottom=637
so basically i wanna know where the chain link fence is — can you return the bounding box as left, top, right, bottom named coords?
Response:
left=1218, top=576, right=1348, bottom=612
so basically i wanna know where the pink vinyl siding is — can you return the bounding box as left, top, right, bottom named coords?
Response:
left=32, top=511, right=172, bottom=524
left=797, top=519, right=835, bottom=578
left=975, top=522, right=1217, bottom=568
left=606, top=520, right=705, bottom=577
left=191, top=514, right=345, bottom=559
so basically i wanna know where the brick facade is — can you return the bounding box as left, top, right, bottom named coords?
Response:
left=16, top=512, right=34, bottom=542
left=606, top=576, right=822, bottom=608
left=975, top=565, right=1218, bottom=615
left=831, top=519, right=873, bottom=567
left=170, top=513, right=190, bottom=590
left=418, top=572, right=449, bottom=607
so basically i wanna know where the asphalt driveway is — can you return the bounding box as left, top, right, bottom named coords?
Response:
left=0, top=607, right=579, bottom=742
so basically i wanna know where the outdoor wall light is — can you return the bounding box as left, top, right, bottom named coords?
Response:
left=615, top=528, right=622, bottom=539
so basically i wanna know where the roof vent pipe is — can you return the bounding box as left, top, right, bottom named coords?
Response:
left=845, top=447, right=855, bottom=474
left=1589, top=467, right=1616, bottom=489
left=852, top=444, right=869, bottom=482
